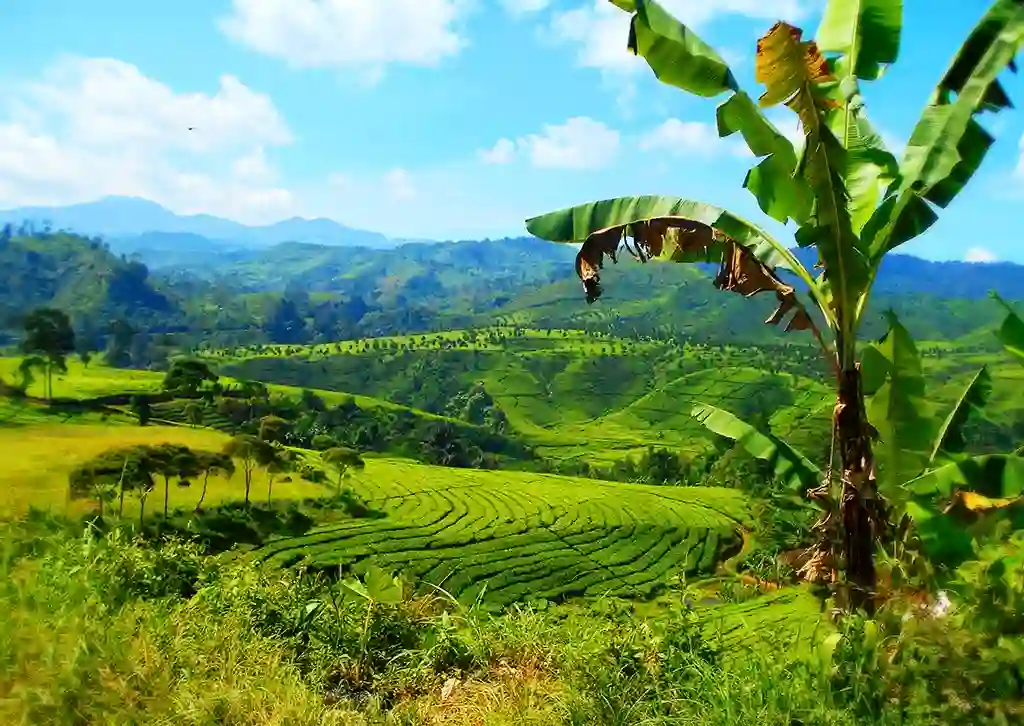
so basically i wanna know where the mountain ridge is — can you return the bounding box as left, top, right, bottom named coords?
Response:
left=0, top=196, right=395, bottom=251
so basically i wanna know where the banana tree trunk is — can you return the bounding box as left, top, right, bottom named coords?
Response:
left=835, top=365, right=885, bottom=613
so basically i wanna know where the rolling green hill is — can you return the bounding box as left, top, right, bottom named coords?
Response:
left=211, top=326, right=1024, bottom=467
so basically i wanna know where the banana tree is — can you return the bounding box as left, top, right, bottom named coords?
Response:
left=694, top=311, right=1024, bottom=594
left=525, top=0, right=1024, bottom=611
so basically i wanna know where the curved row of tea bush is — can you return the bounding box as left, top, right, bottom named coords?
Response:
left=258, top=461, right=748, bottom=608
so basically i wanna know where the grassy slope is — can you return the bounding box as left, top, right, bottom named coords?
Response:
left=0, top=358, right=164, bottom=399
left=0, top=356, right=456, bottom=425
left=0, top=420, right=326, bottom=516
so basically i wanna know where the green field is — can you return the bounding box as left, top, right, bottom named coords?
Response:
left=0, top=357, right=164, bottom=399
left=258, top=459, right=749, bottom=608
left=0, top=420, right=326, bottom=516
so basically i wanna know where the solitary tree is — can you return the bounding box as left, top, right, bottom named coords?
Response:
left=258, top=414, right=291, bottom=444
left=105, top=318, right=136, bottom=368
left=162, top=358, right=218, bottom=396
left=21, top=307, right=76, bottom=400
left=183, top=402, right=204, bottom=428
left=261, top=447, right=291, bottom=504
left=68, top=465, right=116, bottom=518
left=131, top=395, right=151, bottom=426
left=223, top=434, right=273, bottom=505
left=524, top=0, right=1024, bottom=611
left=322, top=446, right=365, bottom=496
left=193, top=451, right=236, bottom=512
left=147, top=444, right=201, bottom=518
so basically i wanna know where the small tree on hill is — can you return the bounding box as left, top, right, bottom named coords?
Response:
left=262, top=447, right=291, bottom=504
left=21, top=307, right=76, bottom=400
left=194, top=451, right=236, bottom=513
left=258, top=415, right=291, bottom=444
left=149, top=444, right=201, bottom=518
left=322, top=446, right=365, bottom=496
left=311, top=433, right=337, bottom=451
left=183, top=402, right=204, bottom=428
left=130, top=395, right=151, bottom=426
left=162, top=358, right=218, bottom=396
left=223, top=434, right=273, bottom=505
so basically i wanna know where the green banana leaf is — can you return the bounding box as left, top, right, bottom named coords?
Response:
left=691, top=402, right=820, bottom=492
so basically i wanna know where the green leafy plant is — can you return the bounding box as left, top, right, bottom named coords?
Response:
left=340, top=564, right=405, bottom=682
left=525, top=0, right=1024, bottom=611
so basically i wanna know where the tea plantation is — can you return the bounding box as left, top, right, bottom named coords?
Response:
left=258, top=460, right=749, bottom=608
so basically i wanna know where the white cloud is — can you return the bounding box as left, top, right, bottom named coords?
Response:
left=384, top=168, right=417, bottom=200
left=638, top=119, right=746, bottom=157
left=1015, top=132, right=1024, bottom=178
left=502, top=0, right=550, bottom=16
left=219, top=0, right=470, bottom=77
left=478, top=138, right=516, bottom=164
left=965, top=247, right=998, bottom=263
left=548, top=0, right=812, bottom=77
left=481, top=117, right=620, bottom=170
left=0, top=56, right=295, bottom=223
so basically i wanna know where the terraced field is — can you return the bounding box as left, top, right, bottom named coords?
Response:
left=259, top=460, right=749, bottom=608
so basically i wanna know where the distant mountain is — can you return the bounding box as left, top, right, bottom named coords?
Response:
left=0, top=196, right=395, bottom=251
left=789, top=248, right=1024, bottom=300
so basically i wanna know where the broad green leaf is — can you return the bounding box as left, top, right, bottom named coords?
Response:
left=904, top=499, right=976, bottom=568
left=992, top=292, right=1024, bottom=368
left=716, top=91, right=813, bottom=225
left=816, top=0, right=903, bottom=81
left=364, top=565, right=404, bottom=604
left=929, top=366, right=992, bottom=464
left=691, top=403, right=820, bottom=492
left=865, top=313, right=935, bottom=497
left=904, top=455, right=1024, bottom=500
left=865, top=0, right=1024, bottom=258
left=756, top=22, right=870, bottom=320
left=617, top=0, right=739, bottom=97
left=525, top=195, right=830, bottom=331
left=859, top=343, right=891, bottom=395
left=341, top=578, right=370, bottom=601
left=825, top=99, right=900, bottom=234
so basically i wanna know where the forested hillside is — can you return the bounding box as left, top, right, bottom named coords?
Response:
left=1, top=226, right=1018, bottom=355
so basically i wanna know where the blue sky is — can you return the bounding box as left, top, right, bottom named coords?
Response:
left=1, top=0, right=1023, bottom=261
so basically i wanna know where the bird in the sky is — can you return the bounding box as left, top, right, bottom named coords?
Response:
left=188, top=127, right=195, bottom=131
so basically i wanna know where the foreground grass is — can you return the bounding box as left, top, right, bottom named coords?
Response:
left=6, top=515, right=1019, bottom=725
left=0, top=517, right=863, bottom=726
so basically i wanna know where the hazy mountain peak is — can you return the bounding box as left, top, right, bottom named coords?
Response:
left=0, top=196, right=395, bottom=250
